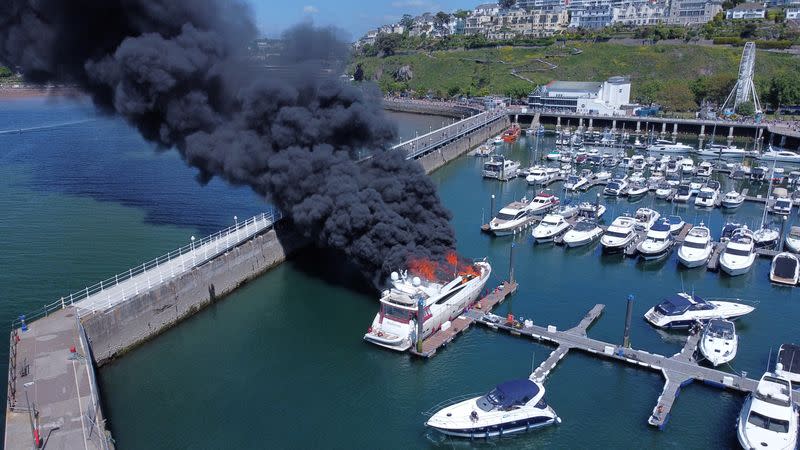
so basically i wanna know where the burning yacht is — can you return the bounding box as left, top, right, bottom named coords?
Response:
left=363, top=256, right=491, bottom=352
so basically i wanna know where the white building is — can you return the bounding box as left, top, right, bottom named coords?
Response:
left=665, top=0, right=722, bottom=24
left=725, top=2, right=767, bottom=19
left=787, top=6, right=800, bottom=18
left=527, top=76, right=632, bottom=115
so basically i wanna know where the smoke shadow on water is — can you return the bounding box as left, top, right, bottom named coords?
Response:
left=285, top=246, right=379, bottom=299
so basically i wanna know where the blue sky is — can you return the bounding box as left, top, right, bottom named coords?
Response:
left=248, top=0, right=474, bottom=40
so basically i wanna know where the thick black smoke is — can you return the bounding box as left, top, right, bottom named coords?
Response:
left=0, top=1, right=456, bottom=286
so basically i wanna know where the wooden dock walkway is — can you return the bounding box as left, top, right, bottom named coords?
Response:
left=474, top=304, right=800, bottom=430
left=409, top=281, right=517, bottom=358
left=706, top=242, right=726, bottom=272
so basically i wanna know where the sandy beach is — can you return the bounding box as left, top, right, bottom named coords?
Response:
left=0, top=86, right=83, bottom=99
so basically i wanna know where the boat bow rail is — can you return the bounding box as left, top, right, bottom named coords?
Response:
left=11, top=210, right=282, bottom=327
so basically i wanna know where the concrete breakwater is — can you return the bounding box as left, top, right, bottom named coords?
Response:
left=82, top=226, right=305, bottom=365
left=383, top=98, right=481, bottom=119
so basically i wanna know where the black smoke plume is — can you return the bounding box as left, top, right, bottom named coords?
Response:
left=0, top=1, right=456, bottom=286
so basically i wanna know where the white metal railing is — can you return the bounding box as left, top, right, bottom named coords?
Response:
left=12, top=210, right=282, bottom=327
left=392, top=109, right=507, bottom=160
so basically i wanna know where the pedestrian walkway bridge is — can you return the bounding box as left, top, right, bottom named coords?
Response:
left=392, top=109, right=506, bottom=160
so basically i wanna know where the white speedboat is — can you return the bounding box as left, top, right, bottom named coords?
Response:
left=577, top=201, right=606, bottom=219
left=697, top=143, right=746, bottom=157
left=647, top=140, right=694, bottom=153
left=771, top=252, right=800, bottom=285
left=594, top=170, right=612, bottom=182
left=526, top=166, right=552, bottom=185
left=700, top=319, right=737, bottom=367
left=564, top=173, right=588, bottom=191
left=771, top=197, right=793, bottom=216
left=785, top=226, right=800, bottom=253
left=492, top=136, right=503, bottom=145
left=655, top=181, right=673, bottom=199
left=489, top=198, right=534, bottom=236
left=563, top=219, right=603, bottom=247
left=627, top=182, right=648, bottom=200
left=677, top=224, right=713, bottom=268
left=633, top=207, right=660, bottom=232
left=695, top=186, right=718, bottom=208
left=475, top=144, right=493, bottom=157
left=483, top=156, right=521, bottom=180
left=529, top=192, right=560, bottom=215
left=754, top=227, right=780, bottom=250
left=533, top=214, right=571, bottom=242
left=721, top=190, right=745, bottom=209
left=760, top=148, right=800, bottom=164
left=601, top=215, right=637, bottom=253
left=603, top=179, right=627, bottom=197
left=644, top=292, right=755, bottom=329
left=364, top=263, right=491, bottom=351
left=425, top=378, right=559, bottom=438
left=672, top=184, right=692, bottom=203
left=663, top=215, right=685, bottom=234
left=776, top=344, right=800, bottom=384
left=737, top=372, right=798, bottom=450
left=636, top=219, right=673, bottom=260
left=545, top=150, right=561, bottom=161
left=696, top=161, right=713, bottom=177
left=720, top=227, right=757, bottom=276
left=679, top=158, right=695, bottom=175
left=688, top=177, right=705, bottom=195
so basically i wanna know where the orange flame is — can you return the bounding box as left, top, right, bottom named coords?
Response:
left=407, top=251, right=479, bottom=282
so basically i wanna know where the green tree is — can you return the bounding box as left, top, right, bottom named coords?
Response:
left=689, top=77, right=710, bottom=106
left=499, top=0, right=516, bottom=9
left=374, top=33, right=402, bottom=57
left=434, top=11, right=451, bottom=33
left=736, top=101, right=755, bottom=116
left=400, top=14, right=414, bottom=29
left=0, top=66, right=11, bottom=77
left=637, top=80, right=663, bottom=105
left=353, top=63, right=364, bottom=82
left=453, top=9, right=470, bottom=20
left=767, top=73, right=800, bottom=111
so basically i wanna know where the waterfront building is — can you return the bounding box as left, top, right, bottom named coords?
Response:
left=487, top=8, right=570, bottom=38
left=527, top=76, right=632, bottom=115
left=615, top=0, right=667, bottom=25
left=788, top=6, right=800, bottom=19
left=665, top=0, right=723, bottom=24
left=725, top=2, right=767, bottom=19
left=569, top=0, right=618, bottom=28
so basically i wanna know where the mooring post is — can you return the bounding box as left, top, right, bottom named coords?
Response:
left=416, top=297, right=425, bottom=354
left=509, top=242, right=516, bottom=285
left=622, top=294, right=634, bottom=348
left=595, top=192, right=601, bottom=210
left=779, top=215, right=788, bottom=251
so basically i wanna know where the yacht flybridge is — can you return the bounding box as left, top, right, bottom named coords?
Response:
left=644, top=292, right=755, bottom=329
left=364, top=262, right=491, bottom=352
left=737, top=372, right=798, bottom=450
left=425, top=378, right=560, bottom=438
left=489, top=198, right=534, bottom=236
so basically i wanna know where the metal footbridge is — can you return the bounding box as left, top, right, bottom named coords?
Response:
left=391, top=109, right=506, bottom=160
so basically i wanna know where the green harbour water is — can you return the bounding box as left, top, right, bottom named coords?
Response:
left=1, top=99, right=798, bottom=449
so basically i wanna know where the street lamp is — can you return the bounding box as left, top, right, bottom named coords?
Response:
left=190, top=235, right=195, bottom=251
left=234, top=215, right=238, bottom=227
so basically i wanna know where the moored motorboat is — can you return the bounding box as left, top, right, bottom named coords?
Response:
left=672, top=184, right=692, bottom=203
left=627, top=182, right=648, bottom=200
left=603, top=179, right=627, bottom=197
left=577, top=201, right=606, bottom=219
left=636, top=219, right=673, bottom=260
left=721, top=190, right=745, bottom=209
left=633, top=207, right=660, bottom=232
left=644, top=292, right=755, bottom=329
left=677, top=224, right=713, bottom=268
left=785, top=226, right=800, bottom=253
left=699, top=319, right=737, bottom=367
left=364, top=262, right=492, bottom=351
left=770, top=252, right=800, bottom=285
left=655, top=181, right=673, bottom=199
left=483, top=155, right=521, bottom=180
left=489, top=198, right=534, bottom=236
left=776, top=344, right=800, bottom=384
left=502, top=124, right=521, bottom=143
left=529, top=192, right=560, bottom=215
left=533, top=214, right=571, bottom=242
left=663, top=215, right=685, bottom=234
left=601, top=215, right=637, bottom=253
left=736, top=372, right=798, bottom=450
left=425, top=378, right=560, bottom=438
left=562, top=219, right=603, bottom=247
left=720, top=227, right=757, bottom=276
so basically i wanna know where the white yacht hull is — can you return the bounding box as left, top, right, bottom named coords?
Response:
left=720, top=258, right=756, bottom=276
left=677, top=248, right=712, bottom=268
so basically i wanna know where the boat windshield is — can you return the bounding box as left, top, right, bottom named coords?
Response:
left=699, top=191, right=713, bottom=199
left=607, top=182, right=620, bottom=190
left=655, top=295, right=707, bottom=316
left=605, top=230, right=630, bottom=238
left=574, top=221, right=597, bottom=232
left=683, top=241, right=708, bottom=249
left=484, top=163, right=502, bottom=171
left=382, top=304, right=413, bottom=323
left=568, top=176, right=579, bottom=183
left=707, top=320, right=734, bottom=339
left=747, top=411, right=790, bottom=433
left=725, top=247, right=752, bottom=257
left=496, top=212, right=518, bottom=221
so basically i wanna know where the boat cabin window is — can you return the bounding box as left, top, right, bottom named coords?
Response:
left=496, top=212, right=518, bottom=221
left=381, top=305, right=413, bottom=323
left=747, top=411, right=790, bottom=433
left=698, top=191, right=713, bottom=199
left=607, top=182, right=620, bottom=190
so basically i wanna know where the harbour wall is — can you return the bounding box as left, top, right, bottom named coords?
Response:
left=81, top=226, right=306, bottom=366
left=383, top=98, right=481, bottom=118
left=418, top=115, right=510, bottom=174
